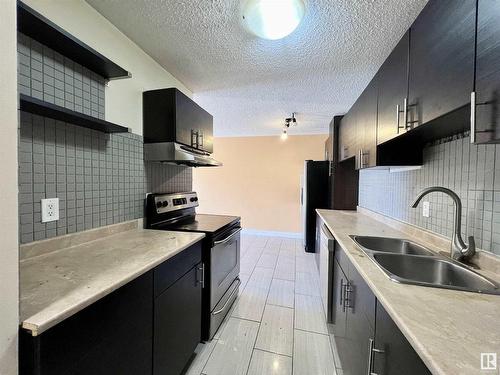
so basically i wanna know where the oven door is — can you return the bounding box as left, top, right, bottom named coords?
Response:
left=210, top=226, right=241, bottom=310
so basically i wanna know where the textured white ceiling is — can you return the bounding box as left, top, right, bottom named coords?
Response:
left=86, top=0, right=428, bottom=136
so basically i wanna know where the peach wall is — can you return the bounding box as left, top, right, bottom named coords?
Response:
left=193, top=135, right=327, bottom=234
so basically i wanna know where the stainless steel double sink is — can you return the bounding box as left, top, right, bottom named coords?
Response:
left=350, top=235, right=500, bottom=295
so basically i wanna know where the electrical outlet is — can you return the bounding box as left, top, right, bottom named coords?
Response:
left=422, top=201, right=430, bottom=218
left=41, top=198, right=59, bottom=223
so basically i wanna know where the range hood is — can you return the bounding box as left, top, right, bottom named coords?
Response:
left=143, top=88, right=222, bottom=167
left=144, top=142, right=222, bottom=167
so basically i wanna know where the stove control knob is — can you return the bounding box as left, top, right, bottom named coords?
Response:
left=162, top=201, right=169, bottom=207
left=156, top=201, right=162, bottom=208
left=190, top=197, right=196, bottom=202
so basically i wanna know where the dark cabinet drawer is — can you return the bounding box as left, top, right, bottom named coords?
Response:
left=154, top=241, right=202, bottom=297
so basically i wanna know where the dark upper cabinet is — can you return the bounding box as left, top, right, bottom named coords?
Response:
left=372, top=301, right=431, bottom=375
left=339, top=77, right=377, bottom=169
left=407, top=0, right=476, bottom=128
left=143, top=88, right=214, bottom=153
left=357, top=77, right=378, bottom=169
left=377, top=31, right=410, bottom=145
left=339, top=110, right=358, bottom=162
left=474, top=0, right=500, bottom=143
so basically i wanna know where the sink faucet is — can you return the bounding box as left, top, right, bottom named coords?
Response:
left=411, top=186, right=475, bottom=261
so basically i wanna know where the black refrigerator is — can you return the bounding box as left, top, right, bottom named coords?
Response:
left=301, top=160, right=329, bottom=253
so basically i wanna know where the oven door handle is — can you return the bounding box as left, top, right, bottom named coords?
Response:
left=214, top=227, right=242, bottom=245
left=213, top=279, right=241, bottom=315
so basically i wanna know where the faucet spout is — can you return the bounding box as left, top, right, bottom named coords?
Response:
left=411, top=186, right=475, bottom=261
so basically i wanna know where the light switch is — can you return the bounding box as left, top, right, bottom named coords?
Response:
left=41, top=198, right=59, bottom=223
left=422, top=201, right=430, bottom=218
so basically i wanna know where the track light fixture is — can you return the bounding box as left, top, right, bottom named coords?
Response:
left=284, top=112, right=297, bottom=128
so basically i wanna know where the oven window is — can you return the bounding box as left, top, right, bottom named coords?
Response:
left=212, top=238, right=239, bottom=288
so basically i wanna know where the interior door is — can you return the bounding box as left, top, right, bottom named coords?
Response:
left=407, top=0, right=476, bottom=127
left=474, top=0, right=500, bottom=143
left=377, top=31, right=410, bottom=145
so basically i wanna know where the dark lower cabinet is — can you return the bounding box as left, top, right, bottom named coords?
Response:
left=154, top=262, right=202, bottom=375
left=331, top=256, right=347, bottom=364
left=331, top=247, right=376, bottom=375
left=340, top=258, right=376, bottom=375
left=372, top=302, right=432, bottom=375
left=474, top=0, right=500, bottom=144
left=20, top=271, right=154, bottom=375
left=331, top=245, right=431, bottom=375
left=20, top=241, right=203, bottom=375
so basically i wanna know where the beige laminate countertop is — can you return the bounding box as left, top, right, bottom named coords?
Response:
left=20, top=228, right=205, bottom=336
left=317, top=209, right=500, bottom=375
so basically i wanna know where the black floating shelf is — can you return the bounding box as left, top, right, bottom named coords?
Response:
left=17, top=1, right=131, bottom=80
left=19, top=94, right=130, bottom=134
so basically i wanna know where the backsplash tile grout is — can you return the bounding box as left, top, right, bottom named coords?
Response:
left=359, top=134, right=500, bottom=255
left=17, top=32, right=192, bottom=244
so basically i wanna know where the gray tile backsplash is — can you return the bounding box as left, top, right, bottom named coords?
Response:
left=359, top=133, right=500, bottom=256
left=17, top=33, right=192, bottom=244
left=18, top=33, right=105, bottom=119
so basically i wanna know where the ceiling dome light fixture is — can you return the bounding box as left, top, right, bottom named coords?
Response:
left=242, top=0, right=305, bottom=40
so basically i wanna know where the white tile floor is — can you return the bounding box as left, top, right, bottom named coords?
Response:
left=185, top=234, right=339, bottom=375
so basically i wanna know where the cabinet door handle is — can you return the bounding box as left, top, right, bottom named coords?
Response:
left=197, top=263, right=205, bottom=288
left=191, top=129, right=199, bottom=148
left=340, top=279, right=345, bottom=310
left=403, top=97, right=408, bottom=130
left=396, top=100, right=406, bottom=133
left=367, top=338, right=384, bottom=375
left=345, top=283, right=353, bottom=310
left=470, top=91, right=476, bottom=144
